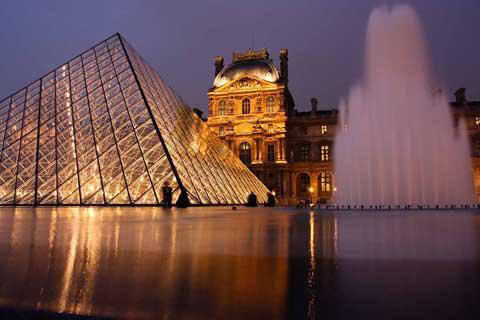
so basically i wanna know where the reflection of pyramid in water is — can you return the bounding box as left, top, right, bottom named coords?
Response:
left=0, top=34, right=269, bottom=205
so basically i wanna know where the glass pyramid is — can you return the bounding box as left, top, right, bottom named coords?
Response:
left=0, top=34, right=269, bottom=205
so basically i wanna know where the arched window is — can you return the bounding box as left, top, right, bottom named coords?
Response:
left=266, top=96, right=275, bottom=113
left=239, top=142, right=252, bottom=165
left=318, top=171, right=332, bottom=195
left=218, top=100, right=226, bottom=116
left=242, top=98, right=250, bottom=114
left=296, top=173, right=310, bottom=195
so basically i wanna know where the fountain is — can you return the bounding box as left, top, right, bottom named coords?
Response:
left=334, top=5, right=474, bottom=207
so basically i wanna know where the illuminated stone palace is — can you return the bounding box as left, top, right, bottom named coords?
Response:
left=207, top=49, right=480, bottom=205
left=207, top=48, right=335, bottom=205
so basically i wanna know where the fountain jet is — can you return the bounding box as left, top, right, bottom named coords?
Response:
left=334, top=5, right=474, bottom=206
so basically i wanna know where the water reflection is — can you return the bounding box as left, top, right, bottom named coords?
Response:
left=0, top=208, right=478, bottom=319
left=0, top=207, right=293, bottom=319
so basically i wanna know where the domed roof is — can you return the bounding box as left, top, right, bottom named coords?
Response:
left=213, top=58, right=280, bottom=88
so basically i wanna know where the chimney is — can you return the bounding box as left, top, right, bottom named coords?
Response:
left=454, top=88, right=467, bottom=104
left=310, top=97, right=318, bottom=116
left=214, top=56, right=224, bottom=77
left=279, top=49, right=288, bottom=84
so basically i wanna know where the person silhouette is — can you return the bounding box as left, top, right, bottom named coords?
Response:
left=162, top=181, right=172, bottom=208
left=246, top=192, right=258, bottom=207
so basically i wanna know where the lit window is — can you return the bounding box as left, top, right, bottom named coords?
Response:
left=321, top=125, right=328, bottom=135
left=242, top=98, right=250, bottom=114
left=239, top=142, right=252, bottom=164
left=267, top=144, right=275, bottom=162
left=475, top=117, right=480, bottom=126
left=319, top=171, right=332, bottom=194
left=266, top=96, right=275, bottom=113
left=268, top=124, right=274, bottom=133
left=218, top=100, right=227, bottom=116
left=219, top=126, right=224, bottom=137
left=321, top=145, right=329, bottom=161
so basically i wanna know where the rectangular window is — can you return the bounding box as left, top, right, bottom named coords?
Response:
left=320, top=172, right=332, bottom=193
left=321, top=125, right=328, bottom=135
left=321, top=145, right=329, bottom=161
left=296, top=144, right=310, bottom=161
left=267, top=144, right=275, bottom=162
left=301, top=146, right=309, bottom=160
left=219, top=126, right=224, bottom=137
left=268, top=123, right=274, bottom=133
left=266, top=96, right=275, bottom=113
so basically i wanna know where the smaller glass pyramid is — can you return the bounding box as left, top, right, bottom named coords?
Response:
left=0, top=34, right=269, bottom=205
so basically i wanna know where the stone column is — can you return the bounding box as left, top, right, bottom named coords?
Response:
left=275, top=140, right=280, bottom=161
left=276, top=138, right=287, bottom=164
left=276, top=171, right=281, bottom=196
left=311, top=172, right=318, bottom=203
left=252, top=138, right=263, bottom=164
left=279, top=138, right=284, bottom=160
left=257, top=138, right=263, bottom=163
left=256, top=139, right=261, bottom=161
left=290, top=171, right=296, bottom=197
left=233, top=141, right=238, bottom=157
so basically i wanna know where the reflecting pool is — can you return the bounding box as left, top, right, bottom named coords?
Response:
left=0, top=207, right=479, bottom=319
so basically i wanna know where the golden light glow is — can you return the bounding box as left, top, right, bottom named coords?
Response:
left=321, top=145, right=329, bottom=161
left=307, top=210, right=316, bottom=318
left=320, top=171, right=332, bottom=193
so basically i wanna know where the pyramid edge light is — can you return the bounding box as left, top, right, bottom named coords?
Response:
left=0, top=33, right=269, bottom=206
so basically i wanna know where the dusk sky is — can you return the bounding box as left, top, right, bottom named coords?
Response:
left=0, top=0, right=479, bottom=112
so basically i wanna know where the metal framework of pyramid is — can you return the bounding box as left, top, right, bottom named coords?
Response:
left=0, top=33, right=269, bottom=206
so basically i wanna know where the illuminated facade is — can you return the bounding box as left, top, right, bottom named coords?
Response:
left=207, top=49, right=336, bottom=205
left=0, top=34, right=268, bottom=206
left=207, top=49, right=480, bottom=204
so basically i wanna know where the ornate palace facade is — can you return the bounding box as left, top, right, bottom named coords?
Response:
left=207, top=48, right=336, bottom=205
left=207, top=49, right=480, bottom=205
